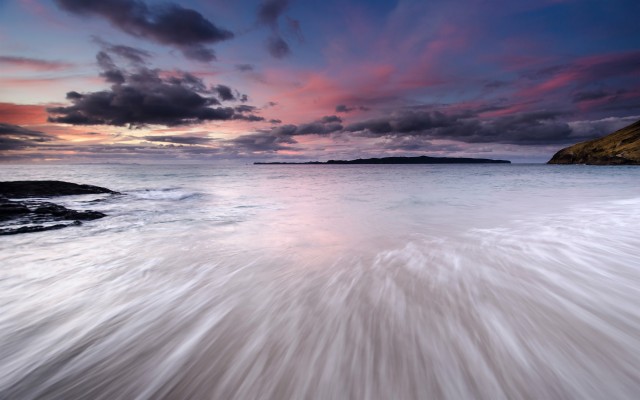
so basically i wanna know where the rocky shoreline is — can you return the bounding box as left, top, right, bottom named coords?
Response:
left=0, top=181, right=118, bottom=235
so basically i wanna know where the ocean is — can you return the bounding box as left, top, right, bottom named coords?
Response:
left=1, top=163, right=639, bottom=399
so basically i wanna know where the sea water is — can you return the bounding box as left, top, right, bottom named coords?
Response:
left=0, top=163, right=639, bottom=399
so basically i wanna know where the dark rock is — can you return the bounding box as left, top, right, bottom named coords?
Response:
left=0, top=221, right=82, bottom=236
left=0, top=201, right=30, bottom=220
left=33, top=202, right=106, bottom=220
left=0, top=180, right=116, bottom=235
left=0, top=180, right=117, bottom=198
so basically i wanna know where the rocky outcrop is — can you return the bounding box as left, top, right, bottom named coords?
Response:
left=0, top=180, right=117, bottom=198
left=0, top=181, right=116, bottom=235
left=548, top=119, right=640, bottom=165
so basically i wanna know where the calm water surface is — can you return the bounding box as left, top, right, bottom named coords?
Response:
left=0, top=164, right=639, bottom=399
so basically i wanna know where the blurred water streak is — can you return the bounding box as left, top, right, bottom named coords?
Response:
left=0, top=164, right=639, bottom=399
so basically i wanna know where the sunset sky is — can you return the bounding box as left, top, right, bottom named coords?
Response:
left=1, top=0, right=639, bottom=163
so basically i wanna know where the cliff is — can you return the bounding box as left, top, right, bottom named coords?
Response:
left=548, top=119, right=640, bottom=165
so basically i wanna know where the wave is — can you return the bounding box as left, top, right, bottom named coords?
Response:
left=1, top=193, right=638, bottom=399
left=128, top=188, right=201, bottom=201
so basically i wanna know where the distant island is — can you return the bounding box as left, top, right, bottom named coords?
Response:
left=548, top=119, right=640, bottom=165
left=255, top=155, right=511, bottom=165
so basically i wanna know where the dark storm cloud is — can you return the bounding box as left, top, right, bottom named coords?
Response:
left=459, top=112, right=575, bottom=145
left=54, top=0, right=233, bottom=62
left=144, top=135, right=214, bottom=145
left=213, top=85, right=235, bottom=101
left=267, top=115, right=343, bottom=136
left=47, top=53, right=263, bottom=127
left=221, top=114, right=342, bottom=154
left=226, top=131, right=297, bottom=153
left=96, top=51, right=125, bottom=84
left=345, top=111, right=456, bottom=135
left=341, top=109, right=595, bottom=146
left=295, top=121, right=342, bottom=135
left=377, top=136, right=465, bottom=152
left=234, top=105, right=257, bottom=113
left=568, top=116, right=640, bottom=139
left=0, top=123, right=56, bottom=151
left=228, top=108, right=597, bottom=153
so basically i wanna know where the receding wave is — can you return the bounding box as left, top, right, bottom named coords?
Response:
left=129, top=188, right=201, bottom=201
left=1, top=195, right=638, bottom=399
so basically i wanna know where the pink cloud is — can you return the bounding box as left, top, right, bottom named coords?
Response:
left=495, top=50, right=640, bottom=116
left=0, top=102, right=48, bottom=125
left=0, top=56, right=75, bottom=72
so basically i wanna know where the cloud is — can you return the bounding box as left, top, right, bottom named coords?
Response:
left=93, top=37, right=152, bottom=65
left=220, top=114, right=343, bottom=154
left=47, top=52, right=262, bottom=127
left=235, top=64, right=254, bottom=72
left=210, top=115, right=335, bottom=157
left=345, top=110, right=456, bottom=135
left=266, top=35, right=291, bottom=59
left=335, top=104, right=370, bottom=113
left=225, top=131, right=298, bottom=153
left=0, top=103, right=48, bottom=125
left=269, top=115, right=343, bottom=136
left=286, top=16, right=304, bottom=43
left=376, top=136, right=465, bottom=152
left=54, top=0, right=233, bottom=62
left=337, top=109, right=607, bottom=146
left=96, top=51, right=125, bottom=84
left=519, top=51, right=640, bottom=100
left=567, top=115, right=640, bottom=139
left=335, top=104, right=354, bottom=113
left=257, top=0, right=289, bottom=28
left=144, top=135, right=214, bottom=145
left=0, top=56, right=74, bottom=71
left=0, top=123, right=56, bottom=151
left=213, top=84, right=236, bottom=101
left=572, top=90, right=608, bottom=103
left=257, top=0, right=298, bottom=59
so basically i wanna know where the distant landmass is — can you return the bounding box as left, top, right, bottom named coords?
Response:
left=548, top=119, right=640, bottom=165
left=255, top=155, right=511, bottom=165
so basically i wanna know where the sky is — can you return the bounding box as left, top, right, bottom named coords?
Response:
left=1, top=0, right=639, bottom=163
